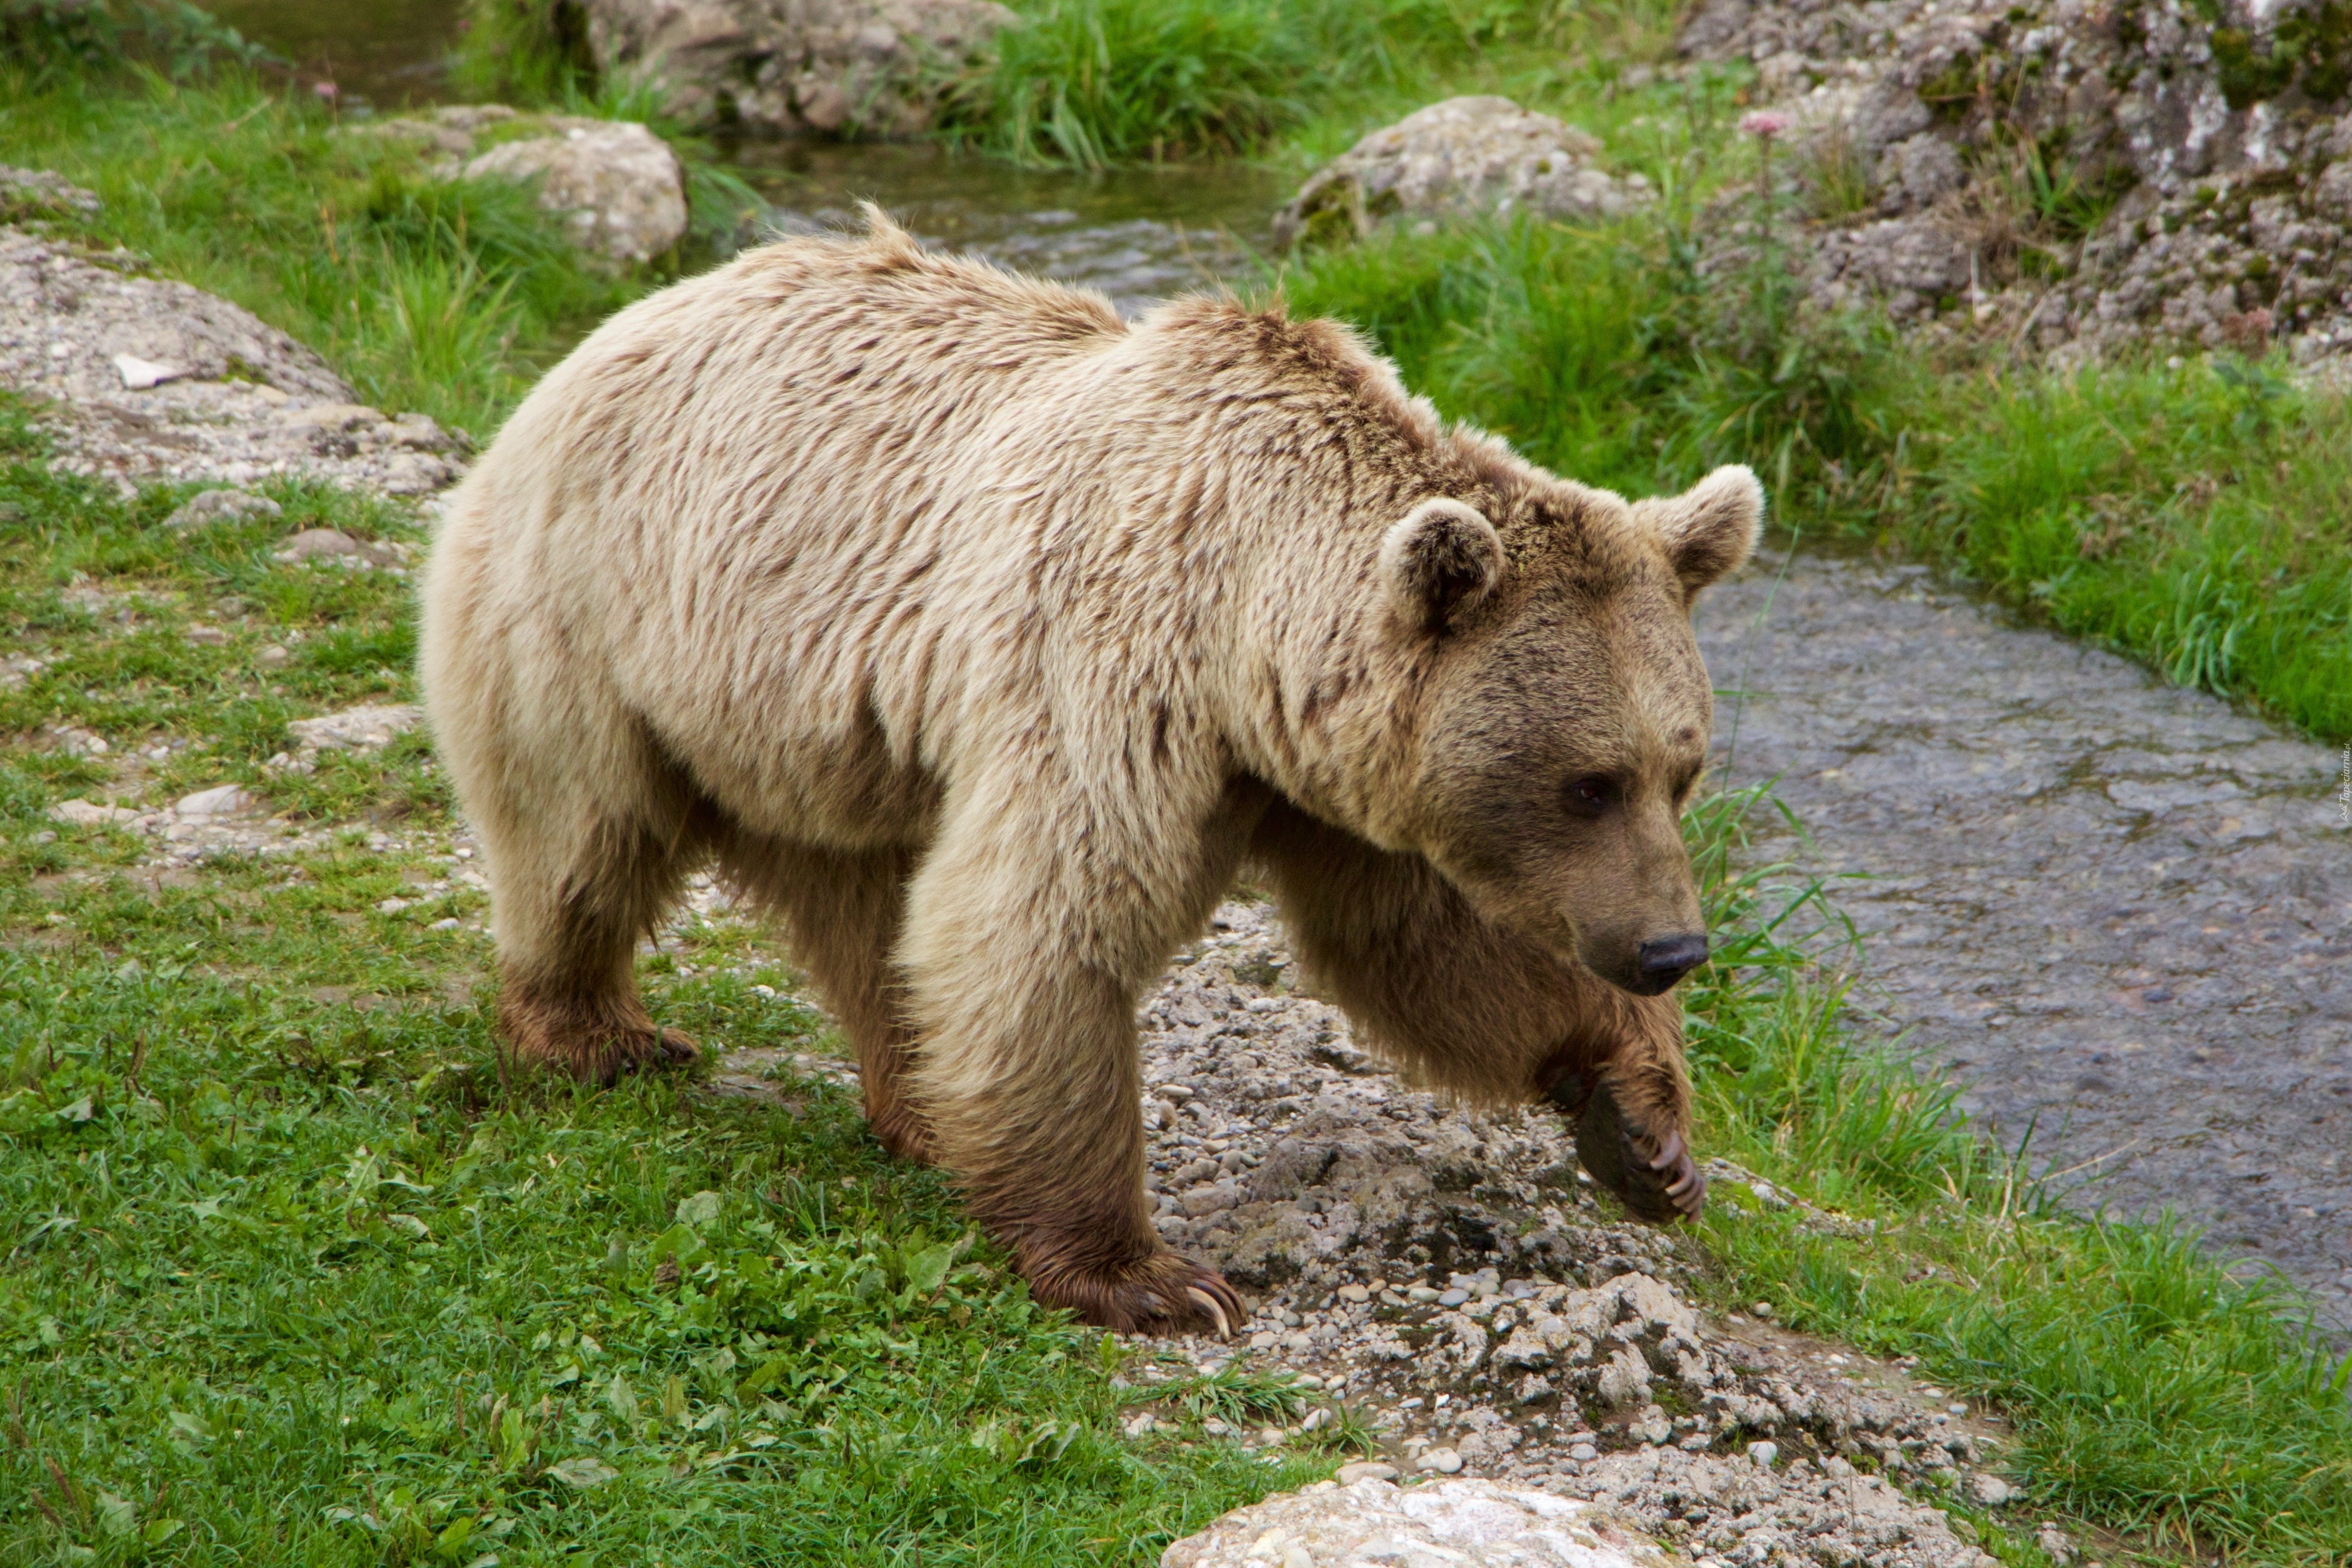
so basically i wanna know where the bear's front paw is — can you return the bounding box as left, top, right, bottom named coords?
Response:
left=1025, top=1249, right=1246, bottom=1338
left=1573, top=1083, right=1706, bottom=1224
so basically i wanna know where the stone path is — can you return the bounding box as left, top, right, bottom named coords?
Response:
left=1695, top=552, right=2352, bottom=1328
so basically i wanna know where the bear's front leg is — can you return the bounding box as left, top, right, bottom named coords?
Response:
left=1543, top=994, right=1705, bottom=1223
left=897, top=789, right=1254, bottom=1337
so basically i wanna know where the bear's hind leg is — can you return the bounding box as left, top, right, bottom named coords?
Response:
left=484, top=757, right=712, bottom=1086
left=725, top=839, right=934, bottom=1164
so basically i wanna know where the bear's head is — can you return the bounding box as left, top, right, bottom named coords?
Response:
left=1381, top=464, right=1762, bottom=996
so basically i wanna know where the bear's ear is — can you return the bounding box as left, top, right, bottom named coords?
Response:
left=1380, top=498, right=1504, bottom=635
left=1634, top=464, right=1763, bottom=605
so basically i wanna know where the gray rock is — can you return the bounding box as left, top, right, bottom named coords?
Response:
left=1160, top=1478, right=1671, bottom=1568
left=578, top=0, right=1016, bottom=138
left=163, top=489, right=281, bottom=531
left=1967, top=1473, right=2017, bottom=1507
left=49, top=798, right=138, bottom=827
left=274, top=528, right=395, bottom=566
left=0, top=165, right=101, bottom=221
left=0, top=227, right=465, bottom=494
left=174, top=784, right=256, bottom=819
left=284, top=703, right=422, bottom=755
left=1880, top=133, right=1963, bottom=212
left=463, top=121, right=688, bottom=269
left=1273, top=96, right=1652, bottom=249
left=1679, top=0, right=2352, bottom=370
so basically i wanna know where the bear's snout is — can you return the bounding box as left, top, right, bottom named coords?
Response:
left=1629, top=933, right=1709, bottom=995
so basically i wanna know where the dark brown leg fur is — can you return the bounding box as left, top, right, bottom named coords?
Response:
left=484, top=756, right=713, bottom=1087
left=1253, top=799, right=1705, bottom=1223
left=724, top=839, right=935, bottom=1164
left=501, top=987, right=697, bottom=1085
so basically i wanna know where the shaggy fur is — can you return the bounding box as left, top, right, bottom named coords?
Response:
left=420, top=210, right=1760, bottom=1334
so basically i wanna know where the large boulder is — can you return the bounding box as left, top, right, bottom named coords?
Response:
left=1678, top=0, right=2352, bottom=368
left=360, top=107, right=688, bottom=270
left=464, top=121, right=688, bottom=268
left=1273, top=96, right=1654, bottom=249
left=577, top=0, right=1017, bottom=138
left=1161, top=1478, right=1673, bottom=1568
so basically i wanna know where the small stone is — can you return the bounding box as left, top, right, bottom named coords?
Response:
left=112, top=353, right=185, bottom=390
left=48, top=798, right=138, bottom=827
left=184, top=624, right=227, bottom=646
left=274, top=528, right=391, bottom=566
left=1969, top=1474, right=2017, bottom=1507
left=1437, top=1288, right=1471, bottom=1306
left=1748, top=1441, right=1779, bottom=1469
left=1334, top=1461, right=1397, bottom=1484
left=163, top=489, right=281, bottom=531
left=1568, top=1443, right=1600, bottom=1462
left=1416, top=1447, right=1464, bottom=1474
left=1336, top=1285, right=1371, bottom=1304
left=175, top=784, right=254, bottom=818
left=286, top=703, right=423, bottom=756
left=427, top=917, right=461, bottom=931
left=257, top=646, right=290, bottom=668
left=1752, top=1301, right=1775, bottom=1318
left=1406, top=1286, right=1440, bottom=1303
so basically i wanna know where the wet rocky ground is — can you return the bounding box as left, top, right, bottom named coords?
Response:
left=1695, top=552, right=2352, bottom=1330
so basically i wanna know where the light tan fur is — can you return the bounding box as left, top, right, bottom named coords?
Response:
left=419, top=210, right=1759, bottom=1334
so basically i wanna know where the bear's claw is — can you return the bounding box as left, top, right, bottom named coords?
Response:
left=1028, top=1250, right=1246, bottom=1337
left=1573, top=1083, right=1706, bottom=1224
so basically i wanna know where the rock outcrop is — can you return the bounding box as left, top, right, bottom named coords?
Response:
left=0, top=212, right=466, bottom=494
left=1678, top=0, right=2352, bottom=370
left=577, top=0, right=1016, bottom=138
left=359, top=106, right=688, bottom=269
left=1161, top=1478, right=1672, bottom=1568
left=1274, top=96, right=1655, bottom=248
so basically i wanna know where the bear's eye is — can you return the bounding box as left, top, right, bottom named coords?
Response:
left=1565, top=775, right=1619, bottom=818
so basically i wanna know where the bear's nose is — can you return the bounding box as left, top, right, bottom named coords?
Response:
left=1636, top=934, right=1709, bottom=990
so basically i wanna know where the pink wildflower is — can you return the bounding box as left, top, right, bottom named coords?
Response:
left=1738, top=110, right=1794, bottom=138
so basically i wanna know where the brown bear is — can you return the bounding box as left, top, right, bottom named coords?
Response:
left=419, top=209, right=1760, bottom=1337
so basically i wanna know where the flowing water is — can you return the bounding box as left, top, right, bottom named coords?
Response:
left=199, top=3, right=2352, bottom=1331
